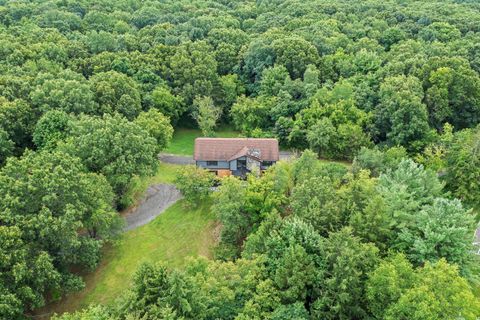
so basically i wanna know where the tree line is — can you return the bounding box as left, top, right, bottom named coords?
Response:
left=1, top=0, right=480, bottom=318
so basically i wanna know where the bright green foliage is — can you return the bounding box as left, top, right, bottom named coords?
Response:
left=367, top=255, right=480, bottom=320
left=213, top=172, right=287, bottom=260
left=231, top=95, right=275, bottom=134
left=192, top=96, right=222, bottom=137
left=236, top=279, right=281, bottom=320
left=174, top=165, right=215, bottom=208
left=274, top=244, right=315, bottom=303
left=217, top=74, right=245, bottom=109
left=3, top=0, right=480, bottom=317
left=52, top=305, right=111, bottom=320
left=90, top=71, right=142, bottom=120
left=396, top=198, right=476, bottom=270
left=292, top=149, right=318, bottom=184
left=183, top=257, right=266, bottom=319
left=366, top=254, right=417, bottom=319
left=377, top=159, right=444, bottom=213
left=122, top=262, right=202, bottom=319
left=150, top=86, right=186, bottom=124
left=33, top=110, right=72, bottom=149
left=134, top=109, right=173, bottom=151
left=349, top=195, right=392, bottom=252
left=244, top=216, right=326, bottom=311
left=270, top=302, right=309, bottom=320
left=297, top=99, right=372, bottom=159
left=30, top=73, right=97, bottom=115
left=415, top=123, right=453, bottom=172
left=212, top=176, right=248, bottom=256
left=61, top=114, right=158, bottom=203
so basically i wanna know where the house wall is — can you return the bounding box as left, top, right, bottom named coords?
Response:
left=196, top=160, right=230, bottom=170
left=229, top=159, right=237, bottom=170
left=195, top=159, right=276, bottom=171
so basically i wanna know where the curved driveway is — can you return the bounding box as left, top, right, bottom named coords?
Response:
left=122, top=184, right=181, bottom=231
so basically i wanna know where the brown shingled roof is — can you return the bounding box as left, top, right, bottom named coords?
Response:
left=194, top=138, right=279, bottom=161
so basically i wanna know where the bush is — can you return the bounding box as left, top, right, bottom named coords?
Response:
left=174, top=165, right=216, bottom=208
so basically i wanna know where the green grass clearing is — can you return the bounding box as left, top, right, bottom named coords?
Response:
left=164, top=127, right=240, bottom=156
left=40, top=199, right=216, bottom=317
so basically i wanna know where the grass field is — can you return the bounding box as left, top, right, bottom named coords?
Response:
left=40, top=200, right=216, bottom=317
left=163, top=127, right=239, bottom=155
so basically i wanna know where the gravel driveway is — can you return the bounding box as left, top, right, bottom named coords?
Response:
left=158, top=153, right=195, bottom=165
left=123, top=184, right=181, bottom=231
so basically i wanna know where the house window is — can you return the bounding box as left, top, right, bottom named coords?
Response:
left=206, top=161, right=218, bottom=166
left=262, top=161, right=273, bottom=167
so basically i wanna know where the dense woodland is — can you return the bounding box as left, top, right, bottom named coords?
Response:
left=0, top=0, right=480, bottom=319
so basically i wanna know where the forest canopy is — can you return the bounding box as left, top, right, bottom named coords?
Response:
left=1, top=0, right=480, bottom=318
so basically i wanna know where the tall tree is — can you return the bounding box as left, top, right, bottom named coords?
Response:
left=90, top=71, right=142, bottom=120
left=134, top=109, right=173, bottom=151
left=375, top=75, right=432, bottom=151
left=61, top=114, right=158, bottom=204
left=192, top=96, right=222, bottom=137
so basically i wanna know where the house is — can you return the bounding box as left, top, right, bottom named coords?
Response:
left=194, top=138, right=279, bottom=177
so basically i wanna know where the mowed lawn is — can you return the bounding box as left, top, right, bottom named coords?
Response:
left=42, top=200, right=216, bottom=317
left=164, top=127, right=240, bottom=155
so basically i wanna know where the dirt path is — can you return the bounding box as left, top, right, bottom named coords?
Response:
left=122, top=184, right=181, bottom=231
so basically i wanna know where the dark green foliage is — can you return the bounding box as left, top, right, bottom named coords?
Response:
left=375, top=75, right=432, bottom=151
left=90, top=71, right=142, bottom=120
left=54, top=150, right=480, bottom=319
left=0, top=128, right=14, bottom=165
left=445, top=126, right=480, bottom=212
left=291, top=176, right=345, bottom=236
left=0, top=150, right=119, bottom=317
left=312, top=228, right=379, bottom=319
left=0, top=97, right=35, bottom=153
